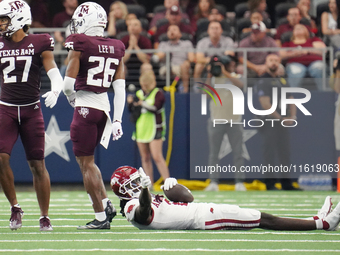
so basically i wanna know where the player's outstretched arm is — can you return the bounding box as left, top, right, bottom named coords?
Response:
left=134, top=187, right=153, bottom=225
left=41, top=51, right=63, bottom=108
left=134, top=174, right=153, bottom=225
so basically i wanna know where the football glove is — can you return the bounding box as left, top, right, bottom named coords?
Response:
left=141, top=176, right=151, bottom=189
left=66, top=91, right=76, bottom=108
left=138, top=167, right=151, bottom=189
left=112, top=121, right=123, bottom=141
left=161, top=177, right=178, bottom=191
left=42, top=91, right=59, bottom=108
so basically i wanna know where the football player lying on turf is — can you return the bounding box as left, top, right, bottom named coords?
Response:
left=111, top=166, right=340, bottom=231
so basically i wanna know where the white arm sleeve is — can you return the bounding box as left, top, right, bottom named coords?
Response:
left=47, top=68, right=63, bottom=93
left=112, top=79, right=126, bottom=122
left=63, top=76, right=76, bottom=96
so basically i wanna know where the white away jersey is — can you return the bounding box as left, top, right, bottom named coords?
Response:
left=124, top=195, right=208, bottom=230
left=124, top=195, right=261, bottom=231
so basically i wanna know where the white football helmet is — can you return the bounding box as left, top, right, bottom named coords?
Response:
left=70, top=2, right=107, bottom=35
left=0, top=0, right=32, bottom=38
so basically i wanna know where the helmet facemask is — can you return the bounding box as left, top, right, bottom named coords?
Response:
left=118, top=172, right=142, bottom=199
left=0, top=16, right=11, bottom=38
left=70, top=17, right=84, bottom=35
left=111, top=166, right=143, bottom=200
left=0, top=0, right=32, bottom=38
left=70, top=2, right=107, bottom=36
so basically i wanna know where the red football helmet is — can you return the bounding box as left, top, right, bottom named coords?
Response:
left=111, top=166, right=142, bottom=200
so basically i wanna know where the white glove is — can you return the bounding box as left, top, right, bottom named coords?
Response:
left=161, top=177, right=177, bottom=191
left=66, top=91, right=76, bottom=108
left=138, top=167, right=151, bottom=189
left=42, top=91, right=59, bottom=108
left=112, top=121, right=123, bottom=141
left=141, top=176, right=151, bottom=189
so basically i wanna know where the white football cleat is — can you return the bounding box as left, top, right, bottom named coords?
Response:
left=323, top=201, right=340, bottom=231
left=314, top=196, right=333, bottom=220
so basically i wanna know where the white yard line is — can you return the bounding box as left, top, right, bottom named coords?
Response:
left=0, top=248, right=339, bottom=252
left=0, top=239, right=339, bottom=243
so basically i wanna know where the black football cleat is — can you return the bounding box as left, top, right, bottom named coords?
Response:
left=77, top=219, right=110, bottom=230
left=105, top=200, right=117, bottom=223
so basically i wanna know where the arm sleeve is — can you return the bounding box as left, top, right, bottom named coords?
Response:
left=47, top=68, right=63, bottom=93
left=112, top=79, right=126, bottom=122
left=63, top=76, right=76, bottom=96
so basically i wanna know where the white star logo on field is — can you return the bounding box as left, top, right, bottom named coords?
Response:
left=44, top=115, right=71, bottom=161
left=218, top=129, right=257, bottom=161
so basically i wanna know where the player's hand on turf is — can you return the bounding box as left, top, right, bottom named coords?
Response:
left=161, top=177, right=177, bottom=191
left=66, top=91, right=76, bottom=108
left=42, top=91, right=59, bottom=108
left=112, top=121, right=123, bottom=141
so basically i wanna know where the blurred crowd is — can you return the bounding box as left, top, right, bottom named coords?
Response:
left=29, top=0, right=338, bottom=92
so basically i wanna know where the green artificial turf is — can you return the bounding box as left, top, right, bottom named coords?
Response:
left=0, top=190, right=339, bottom=255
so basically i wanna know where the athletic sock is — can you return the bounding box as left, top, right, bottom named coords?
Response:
left=102, top=198, right=109, bottom=210
left=315, top=218, right=329, bottom=230
left=95, top=212, right=106, bottom=222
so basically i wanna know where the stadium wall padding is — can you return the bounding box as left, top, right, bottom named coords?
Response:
left=9, top=91, right=337, bottom=183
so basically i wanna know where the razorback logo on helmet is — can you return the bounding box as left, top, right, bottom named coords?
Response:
left=78, top=5, right=89, bottom=16
left=127, top=204, right=135, bottom=214
left=110, top=176, right=118, bottom=186
left=9, top=1, right=24, bottom=11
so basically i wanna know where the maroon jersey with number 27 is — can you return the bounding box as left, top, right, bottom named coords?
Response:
left=0, top=34, right=54, bottom=105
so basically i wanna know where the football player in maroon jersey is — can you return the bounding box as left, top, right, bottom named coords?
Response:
left=0, top=0, right=64, bottom=231
left=63, top=2, right=126, bottom=229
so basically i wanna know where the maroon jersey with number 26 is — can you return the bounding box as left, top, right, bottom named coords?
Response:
left=64, top=34, right=125, bottom=93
